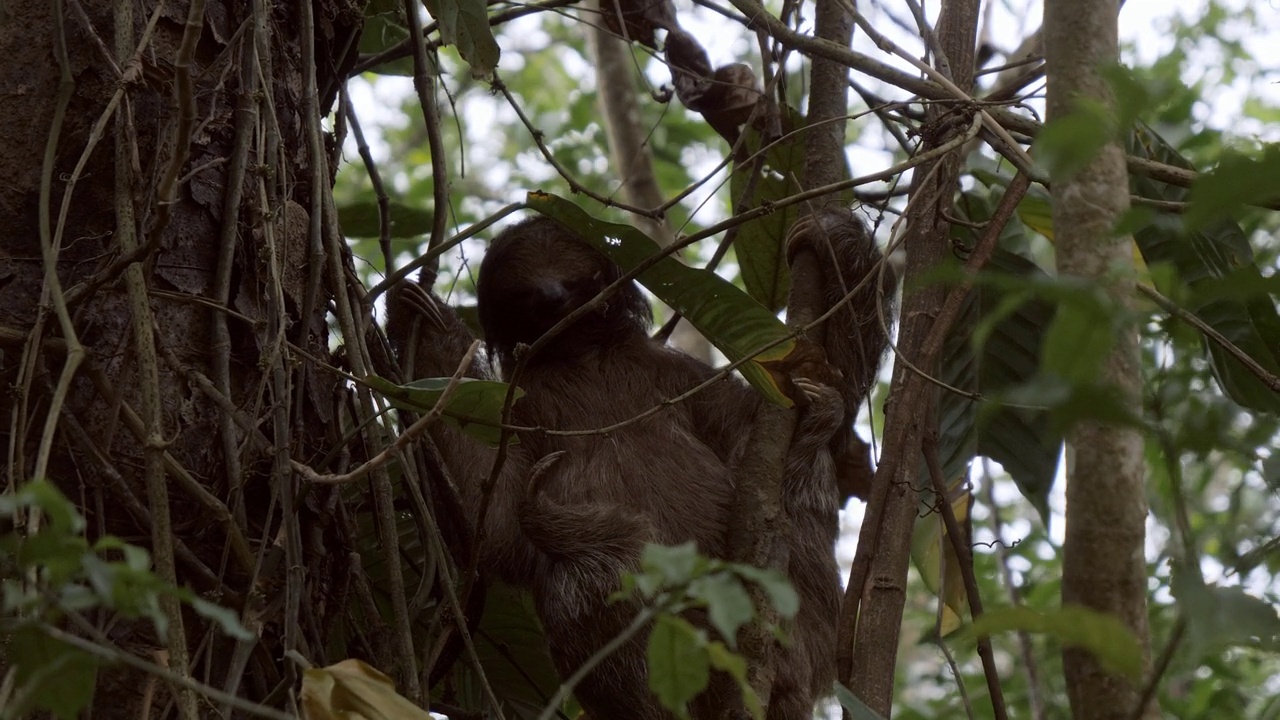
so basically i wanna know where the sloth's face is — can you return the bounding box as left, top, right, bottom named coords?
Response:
left=477, top=218, right=650, bottom=361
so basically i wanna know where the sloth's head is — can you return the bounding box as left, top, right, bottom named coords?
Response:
left=477, top=217, right=652, bottom=365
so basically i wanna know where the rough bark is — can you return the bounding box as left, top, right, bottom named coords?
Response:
left=1044, top=1, right=1156, bottom=718
left=0, top=0, right=362, bottom=713
left=802, top=0, right=854, bottom=197
left=844, top=0, right=980, bottom=713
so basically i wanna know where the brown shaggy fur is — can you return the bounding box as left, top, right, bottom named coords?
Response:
left=386, top=210, right=893, bottom=719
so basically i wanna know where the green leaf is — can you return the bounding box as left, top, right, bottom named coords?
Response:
left=1186, top=145, right=1280, bottom=230
left=12, top=528, right=89, bottom=587
left=357, top=0, right=414, bottom=76
left=1000, top=375, right=1143, bottom=434
left=641, top=542, right=706, bottom=588
left=188, top=594, right=254, bottom=641
left=421, top=0, right=500, bottom=78
left=338, top=200, right=435, bottom=239
left=687, top=573, right=754, bottom=647
left=1040, top=290, right=1114, bottom=385
left=909, top=488, right=972, bottom=636
left=365, top=374, right=519, bottom=446
left=528, top=193, right=796, bottom=406
left=0, top=479, right=85, bottom=535
left=1036, top=100, right=1115, bottom=182
left=80, top=554, right=167, bottom=637
left=6, top=624, right=100, bottom=719
left=729, top=170, right=796, bottom=312
left=959, top=605, right=1145, bottom=679
left=704, top=640, right=746, bottom=681
left=647, top=615, right=710, bottom=716
left=973, top=255, right=1062, bottom=520
left=945, top=191, right=1063, bottom=519
left=1100, top=64, right=1155, bottom=131
left=728, top=106, right=808, bottom=312
left=458, top=582, right=564, bottom=714
left=1128, top=124, right=1280, bottom=415
left=92, top=535, right=151, bottom=572
left=728, top=103, right=855, bottom=312
left=1172, top=570, right=1280, bottom=659
left=1015, top=191, right=1054, bottom=240
left=935, top=266, right=979, bottom=492
left=706, top=642, right=761, bottom=718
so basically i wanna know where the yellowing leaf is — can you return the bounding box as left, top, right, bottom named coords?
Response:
left=300, top=659, right=433, bottom=720
left=1017, top=193, right=1151, bottom=286
left=910, top=483, right=972, bottom=637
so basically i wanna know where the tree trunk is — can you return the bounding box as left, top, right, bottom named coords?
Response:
left=0, top=0, right=363, bottom=713
left=1044, top=1, right=1156, bottom=718
left=845, top=0, right=980, bottom=713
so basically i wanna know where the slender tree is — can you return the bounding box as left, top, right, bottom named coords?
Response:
left=1045, top=0, right=1157, bottom=717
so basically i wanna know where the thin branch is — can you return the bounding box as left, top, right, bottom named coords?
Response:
left=1137, top=283, right=1280, bottom=393
left=20, top=623, right=290, bottom=720
left=154, top=0, right=207, bottom=230
left=921, top=430, right=1008, bottom=720
left=492, top=75, right=660, bottom=219
left=982, top=465, right=1047, bottom=720
left=211, top=15, right=261, bottom=535
left=343, top=90, right=394, bottom=270
left=350, top=0, right=580, bottom=75
left=402, top=0, right=452, bottom=270
left=30, top=0, right=83, bottom=485
left=1128, top=618, right=1186, bottom=720
left=114, top=0, right=196, bottom=709
left=534, top=605, right=663, bottom=720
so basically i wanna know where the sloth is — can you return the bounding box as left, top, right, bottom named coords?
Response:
left=386, top=209, right=892, bottom=719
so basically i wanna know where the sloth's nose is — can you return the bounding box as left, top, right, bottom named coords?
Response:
left=534, top=279, right=570, bottom=309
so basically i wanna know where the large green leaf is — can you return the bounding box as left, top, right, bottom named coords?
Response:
left=917, top=186, right=1061, bottom=619
left=974, top=250, right=1062, bottom=520
left=453, top=582, right=564, bottom=718
left=1172, top=569, right=1280, bottom=660
left=421, top=0, right=500, bottom=78
left=365, top=375, right=519, bottom=446
left=728, top=170, right=796, bottom=312
left=5, top=625, right=100, bottom=720
left=936, top=267, right=979, bottom=487
left=1185, top=144, right=1280, bottom=231
left=648, top=615, right=711, bottom=715
left=961, top=605, right=1144, bottom=679
left=528, top=193, right=796, bottom=406
left=727, top=107, right=807, bottom=312
left=358, top=0, right=414, bottom=76
left=1129, top=123, right=1280, bottom=415
left=934, top=188, right=1062, bottom=521
left=728, top=105, right=857, bottom=312
left=1036, top=99, right=1115, bottom=182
